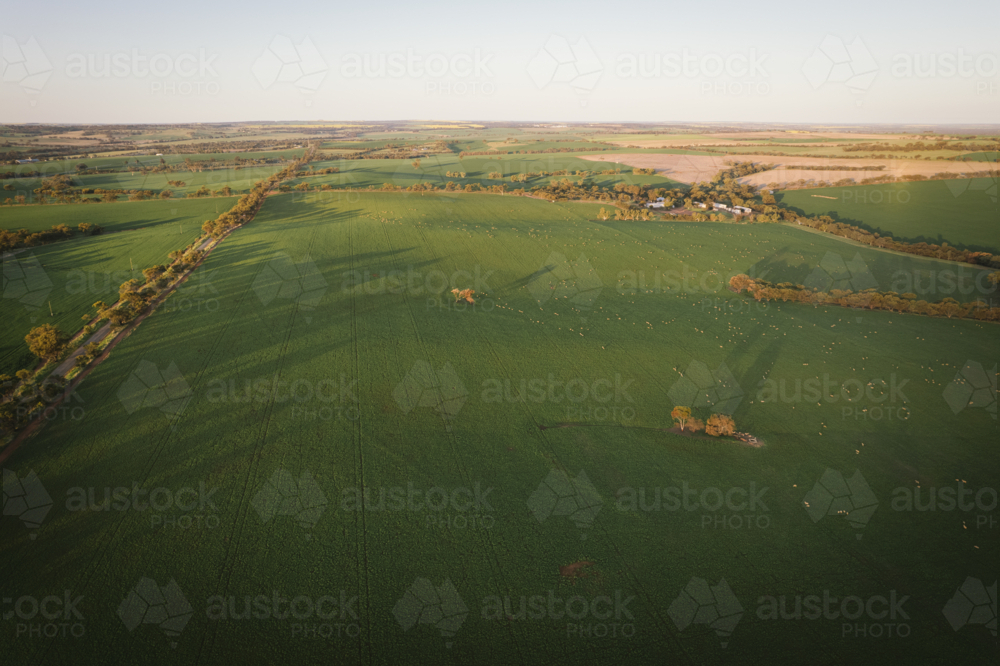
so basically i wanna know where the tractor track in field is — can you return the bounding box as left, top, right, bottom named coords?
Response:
left=195, top=195, right=317, bottom=663
left=375, top=213, right=533, bottom=662
left=348, top=211, right=373, bottom=665
left=27, top=194, right=275, bottom=664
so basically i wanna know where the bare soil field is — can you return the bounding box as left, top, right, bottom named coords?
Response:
left=580, top=153, right=994, bottom=187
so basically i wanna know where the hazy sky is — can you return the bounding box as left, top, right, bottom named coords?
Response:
left=2, top=0, right=998, bottom=124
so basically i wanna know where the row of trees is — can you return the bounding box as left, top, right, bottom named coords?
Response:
left=2, top=144, right=319, bottom=435
left=457, top=146, right=616, bottom=157
left=0, top=221, right=102, bottom=253
left=843, top=140, right=999, bottom=153
left=729, top=274, right=1000, bottom=321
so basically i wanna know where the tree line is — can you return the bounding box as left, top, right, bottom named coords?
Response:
left=729, top=274, right=1000, bottom=322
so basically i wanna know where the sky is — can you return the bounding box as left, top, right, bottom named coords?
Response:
left=1, top=0, right=998, bottom=124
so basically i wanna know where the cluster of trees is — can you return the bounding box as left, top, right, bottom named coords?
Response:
left=0, top=221, right=102, bottom=253
left=729, top=274, right=1000, bottom=321
left=0, top=370, right=68, bottom=432
left=674, top=163, right=772, bottom=217
left=376, top=181, right=514, bottom=195
left=632, top=168, right=656, bottom=175
left=296, top=166, right=340, bottom=176
left=669, top=406, right=736, bottom=437
left=715, top=160, right=775, bottom=180
left=597, top=205, right=653, bottom=221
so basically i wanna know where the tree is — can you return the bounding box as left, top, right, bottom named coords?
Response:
left=412, top=159, right=421, bottom=170
left=451, top=288, right=475, bottom=304
left=705, top=414, right=736, bottom=437
left=671, top=406, right=692, bottom=430
left=683, top=417, right=705, bottom=433
left=25, top=324, right=69, bottom=361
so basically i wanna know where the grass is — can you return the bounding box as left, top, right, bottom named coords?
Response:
left=0, top=166, right=282, bottom=202
left=291, top=154, right=685, bottom=191
left=776, top=178, right=1000, bottom=254
left=0, top=191, right=995, bottom=664
left=0, top=198, right=234, bottom=375
left=956, top=151, right=999, bottom=162
left=2, top=149, right=305, bottom=178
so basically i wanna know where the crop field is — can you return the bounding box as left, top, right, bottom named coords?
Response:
left=1, top=191, right=995, bottom=664
left=957, top=151, right=1000, bottom=162
left=292, top=155, right=685, bottom=191
left=0, top=167, right=283, bottom=203
left=1, top=198, right=234, bottom=375
left=3, top=150, right=305, bottom=178
left=778, top=178, right=1000, bottom=253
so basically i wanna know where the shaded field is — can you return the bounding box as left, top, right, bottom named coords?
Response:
left=290, top=154, right=686, bottom=190
left=0, top=191, right=996, bottom=664
left=778, top=179, right=1000, bottom=253
left=1, top=199, right=233, bottom=375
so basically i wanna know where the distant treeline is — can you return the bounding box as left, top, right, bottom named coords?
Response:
left=780, top=165, right=886, bottom=171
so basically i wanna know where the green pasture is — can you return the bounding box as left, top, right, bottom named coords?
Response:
left=1, top=198, right=234, bottom=375
left=778, top=178, right=1000, bottom=253
left=0, top=191, right=995, bottom=664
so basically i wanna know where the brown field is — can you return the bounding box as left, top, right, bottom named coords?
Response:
left=580, top=153, right=993, bottom=187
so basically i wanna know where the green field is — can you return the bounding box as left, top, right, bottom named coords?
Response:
left=0, top=166, right=283, bottom=203
left=1, top=198, right=234, bottom=375
left=291, top=154, right=685, bottom=191
left=956, top=151, right=1000, bottom=162
left=777, top=178, right=1000, bottom=253
left=1, top=191, right=995, bottom=664
left=3, top=149, right=304, bottom=178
